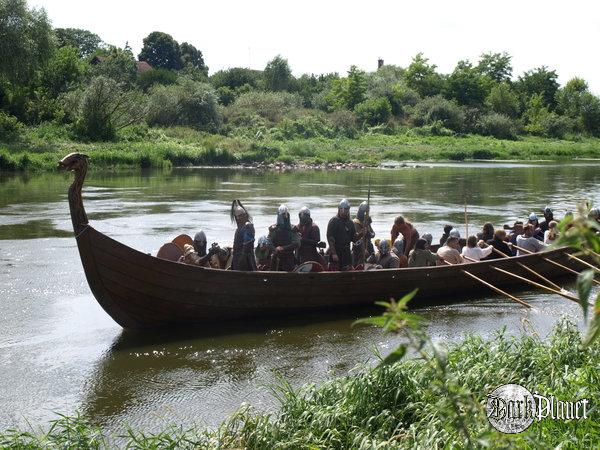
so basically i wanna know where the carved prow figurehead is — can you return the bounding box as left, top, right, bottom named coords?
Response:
left=59, top=152, right=90, bottom=235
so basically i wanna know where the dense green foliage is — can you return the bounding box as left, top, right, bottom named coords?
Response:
left=1, top=0, right=600, bottom=169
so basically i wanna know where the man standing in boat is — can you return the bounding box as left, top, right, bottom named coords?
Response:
left=294, top=206, right=326, bottom=267
left=230, top=199, right=257, bottom=271
left=268, top=204, right=300, bottom=271
left=326, top=199, right=358, bottom=271
left=352, top=201, right=375, bottom=266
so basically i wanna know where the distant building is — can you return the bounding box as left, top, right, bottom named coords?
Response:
left=90, top=55, right=153, bottom=75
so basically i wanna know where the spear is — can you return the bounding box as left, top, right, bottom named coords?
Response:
left=363, top=175, right=371, bottom=270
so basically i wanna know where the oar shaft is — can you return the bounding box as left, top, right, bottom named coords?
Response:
left=491, top=266, right=579, bottom=303
left=460, top=269, right=532, bottom=309
left=565, top=253, right=600, bottom=273
left=511, top=244, right=600, bottom=286
left=491, top=247, right=562, bottom=291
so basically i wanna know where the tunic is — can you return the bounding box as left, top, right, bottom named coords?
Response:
left=352, top=218, right=374, bottom=265
left=268, top=224, right=300, bottom=271
left=296, top=221, right=325, bottom=266
left=327, top=215, right=357, bottom=270
left=232, top=222, right=256, bottom=271
left=408, top=249, right=438, bottom=267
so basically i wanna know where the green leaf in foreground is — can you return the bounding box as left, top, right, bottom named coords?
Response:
left=576, top=269, right=594, bottom=322
left=381, top=344, right=407, bottom=366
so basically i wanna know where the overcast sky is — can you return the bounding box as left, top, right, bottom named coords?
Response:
left=31, top=0, right=600, bottom=93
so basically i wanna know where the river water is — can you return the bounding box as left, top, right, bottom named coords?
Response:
left=1, top=162, right=599, bottom=433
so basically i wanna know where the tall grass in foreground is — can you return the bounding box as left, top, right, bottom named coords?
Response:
left=1, top=321, right=598, bottom=449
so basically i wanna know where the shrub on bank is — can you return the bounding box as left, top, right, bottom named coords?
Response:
left=0, top=111, right=24, bottom=143
left=354, top=97, right=392, bottom=127
left=476, top=112, right=518, bottom=140
left=146, top=79, right=220, bottom=131
left=226, top=91, right=303, bottom=124
left=411, top=95, right=465, bottom=132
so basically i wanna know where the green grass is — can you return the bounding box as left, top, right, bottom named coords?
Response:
left=1, top=320, right=598, bottom=449
left=1, top=124, right=600, bottom=172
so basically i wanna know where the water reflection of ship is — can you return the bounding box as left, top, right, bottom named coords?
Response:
left=80, top=310, right=373, bottom=426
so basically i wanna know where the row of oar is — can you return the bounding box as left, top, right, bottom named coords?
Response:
left=441, top=245, right=599, bottom=309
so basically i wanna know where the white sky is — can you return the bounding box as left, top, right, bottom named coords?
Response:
left=31, top=0, right=600, bottom=93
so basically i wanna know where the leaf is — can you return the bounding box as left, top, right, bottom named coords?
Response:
left=582, top=293, right=600, bottom=348
left=432, top=342, right=448, bottom=368
left=577, top=269, right=594, bottom=322
left=380, top=344, right=407, bottom=366
left=353, top=316, right=387, bottom=328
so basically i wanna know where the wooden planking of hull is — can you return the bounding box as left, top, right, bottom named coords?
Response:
left=59, top=152, right=584, bottom=330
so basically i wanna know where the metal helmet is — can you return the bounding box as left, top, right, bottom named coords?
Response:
left=277, top=204, right=291, bottom=227
left=589, top=208, right=600, bottom=219
left=543, top=206, right=553, bottom=215
left=421, top=233, right=433, bottom=244
left=393, top=237, right=404, bottom=254
left=357, top=201, right=369, bottom=221
left=338, top=198, right=350, bottom=210
left=449, top=228, right=461, bottom=238
left=379, top=239, right=391, bottom=255
left=257, top=235, right=269, bottom=247
left=194, top=231, right=206, bottom=245
left=299, top=206, right=311, bottom=224
left=230, top=199, right=250, bottom=223
left=528, top=212, right=538, bottom=222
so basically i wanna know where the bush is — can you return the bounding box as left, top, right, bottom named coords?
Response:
left=216, top=86, right=236, bottom=106
left=274, top=115, right=333, bottom=139
left=137, top=68, right=177, bottom=91
left=0, top=111, right=24, bottom=142
left=354, top=97, right=392, bottom=126
left=411, top=95, right=465, bottom=131
left=538, top=113, right=573, bottom=139
left=476, top=113, right=517, bottom=140
left=239, top=143, right=281, bottom=163
left=327, top=110, right=359, bottom=138
left=74, top=76, right=147, bottom=141
left=228, top=91, right=302, bottom=123
left=146, top=79, right=220, bottom=131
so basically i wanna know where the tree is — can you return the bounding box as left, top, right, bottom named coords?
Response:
left=263, top=55, right=293, bottom=91
left=555, top=77, right=589, bottom=119
left=580, top=93, right=600, bottom=136
left=354, top=97, right=392, bottom=126
left=446, top=60, right=491, bottom=107
left=515, top=66, right=559, bottom=109
left=147, top=78, right=220, bottom=131
left=138, top=31, right=182, bottom=70
left=0, top=0, right=53, bottom=85
left=42, top=46, right=87, bottom=95
left=137, top=67, right=177, bottom=91
left=179, top=42, right=207, bottom=74
left=346, top=65, right=367, bottom=110
left=403, top=53, right=445, bottom=98
left=75, top=76, right=147, bottom=140
left=485, top=83, right=519, bottom=118
left=211, top=67, right=261, bottom=90
left=477, top=52, right=512, bottom=83
left=91, top=46, right=137, bottom=85
left=55, top=28, right=104, bottom=58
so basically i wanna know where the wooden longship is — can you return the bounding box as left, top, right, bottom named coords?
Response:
left=60, top=153, right=582, bottom=330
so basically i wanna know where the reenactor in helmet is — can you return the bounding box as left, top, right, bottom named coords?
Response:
left=230, top=199, right=256, bottom=271
left=326, top=199, right=358, bottom=271
left=268, top=204, right=300, bottom=271
left=294, top=206, right=326, bottom=266
left=352, top=201, right=375, bottom=265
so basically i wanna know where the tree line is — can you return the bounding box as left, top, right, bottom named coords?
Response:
left=1, top=0, right=600, bottom=143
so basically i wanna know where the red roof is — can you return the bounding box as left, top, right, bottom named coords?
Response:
left=136, top=61, right=153, bottom=74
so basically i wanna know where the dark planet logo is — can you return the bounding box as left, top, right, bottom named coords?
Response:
left=486, top=383, right=536, bottom=433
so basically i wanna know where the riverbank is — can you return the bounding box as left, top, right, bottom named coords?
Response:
left=1, top=320, right=597, bottom=449
left=2, top=125, right=600, bottom=172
